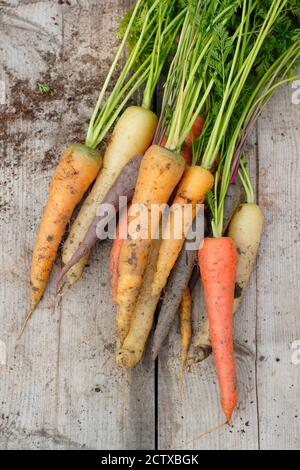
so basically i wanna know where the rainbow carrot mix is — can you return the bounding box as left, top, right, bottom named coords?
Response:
left=21, top=0, right=300, bottom=428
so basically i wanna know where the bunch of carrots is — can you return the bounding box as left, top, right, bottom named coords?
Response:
left=22, top=0, right=300, bottom=425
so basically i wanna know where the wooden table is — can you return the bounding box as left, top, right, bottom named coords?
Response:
left=0, top=0, right=299, bottom=450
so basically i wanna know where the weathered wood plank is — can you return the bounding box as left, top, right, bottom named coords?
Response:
left=0, top=0, right=154, bottom=450
left=158, top=131, right=260, bottom=450
left=1, top=0, right=300, bottom=451
left=256, top=81, right=300, bottom=450
left=0, top=0, right=66, bottom=451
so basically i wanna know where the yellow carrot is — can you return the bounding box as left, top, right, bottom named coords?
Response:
left=116, top=145, right=185, bottom=350
left=152, top=165, right=214, bottom=296
left=228, top=203, right=264, bottom=312
left=116, top=238, right=162, bottom=369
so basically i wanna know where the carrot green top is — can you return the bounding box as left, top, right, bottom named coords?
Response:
left=181, top=0, right=300, bottom=237
left=85, top=0, right=185, bottom=150
left=154, top=0, right=242, bottom=153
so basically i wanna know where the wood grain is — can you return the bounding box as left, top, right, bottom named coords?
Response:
left=1, top=0, right=300, bottom=450
left=256, top=82, right=300, bottom=450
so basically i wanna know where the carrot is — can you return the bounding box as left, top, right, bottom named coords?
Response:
left=110, top=206, right=129, bottom=302
left=184, top=115, right=205, bottom=149
left=192, top=203, right=264, bottom=363
left=180, top=287, right=192, bottom=369
left=160, top=134, right=168, bottom=147
left=179, top=286, right=192, bottom=398
left=56, top=154, right=143, bottom=290
left=151, top=165, right=214, bottom=297
left=161, top=116, right=205, bottom=166
left=161, top=133, right=191, bottom=165
left=118, top=210, right=203, bottom=368
left=116, top=145, right=185, bottom=349
left=187, top=179, right=245, bottom=366
left=199, top=236, right=238, bottom=422
left=151, top=209, right=205, bottom=360
left=21, top=144, right=102, bottom=333
left=181, top=146, right=192, bottom=166
left=151, top=247, right=196, bottom=361
left=188, top=321, right=212, bottom=365
left=116, top=208, right=204, bottom=366
left=62, top=107, right=158, bottom=289
left=188, top=158, right=261, bottom=367
left=60, top=2, right=185, bottom=289
left=230, top=203, right=264, bottom=307
left=222, top=180, right=245, bottom=233
left=116, top=238, right=162, bottom=369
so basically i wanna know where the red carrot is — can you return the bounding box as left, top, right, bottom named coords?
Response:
left=160, top=116, right=205, bottom=165
left=198, top=237, right=237, bottom=422
left=109, top=206, right=129, bottom=302
left=181, top=115, right=205, bottom=165
left=181, top=146, right=192, bottom=166
left=160, top=134, right=168, bottom=147
left=184, top=115, right=205, bottom=149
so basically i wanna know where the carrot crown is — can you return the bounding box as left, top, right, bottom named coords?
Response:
left=70, top=144, right=102, bottom=165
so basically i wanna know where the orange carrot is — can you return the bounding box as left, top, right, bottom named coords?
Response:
left=152, top=165, right=214, bottom=297
left=21, top=144, right=102, bottom=334
left=198, top=237, right=237, bottom=422
left=116, top=237, right=162, bottom=369
left=109, top=206, right=129, bottom=302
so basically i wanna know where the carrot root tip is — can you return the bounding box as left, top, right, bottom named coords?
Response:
left=151, top=349, right=158, bottom=362
left=18, top=309, right=34, bottom=339
left=56, top=268, right=69, bottom=294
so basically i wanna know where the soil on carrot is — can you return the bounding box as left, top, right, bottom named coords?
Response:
left=234, top=283, right=243, bottom=298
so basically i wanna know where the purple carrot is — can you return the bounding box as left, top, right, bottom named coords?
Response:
left=56, top=154, right=143, bottom=291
